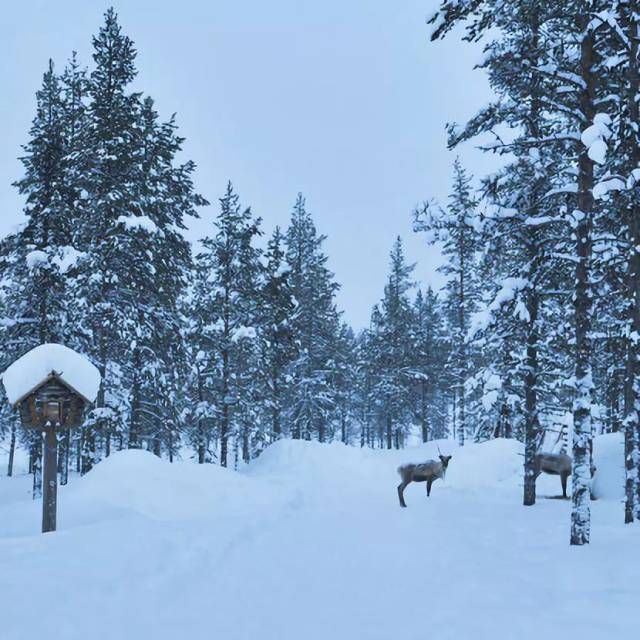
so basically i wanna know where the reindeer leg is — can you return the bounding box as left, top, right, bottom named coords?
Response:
left=397, top=482, right=408, bottom=508
left=561, top=473, right=568, bottom=499
left=427, top=479, right=433, bottom=497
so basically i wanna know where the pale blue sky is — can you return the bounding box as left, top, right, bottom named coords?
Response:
left=1, top=1, right=494, bottom=328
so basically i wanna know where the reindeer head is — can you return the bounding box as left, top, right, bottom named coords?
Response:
left=439, top=454, right=452, bottom=469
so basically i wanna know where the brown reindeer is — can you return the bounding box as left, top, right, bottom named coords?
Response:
left=397, top=454, right=452, bottom=507
left=534, top=452, right=596, bottom=499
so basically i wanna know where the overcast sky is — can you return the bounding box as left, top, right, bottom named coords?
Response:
left=1, top=1, right=494, bottom=328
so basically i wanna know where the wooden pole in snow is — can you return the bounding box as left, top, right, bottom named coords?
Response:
left=42, top=424, right=58, bottom=533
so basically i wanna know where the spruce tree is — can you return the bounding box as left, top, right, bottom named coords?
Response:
left=415, top=160, right=481, bottom=446
left=259, top=227, right=295, bottom=441
left=285, top=194, right=340, bottom=442
left=369, top=238, right=416, bottom=449
left=196, top=182, right=262, bottom=466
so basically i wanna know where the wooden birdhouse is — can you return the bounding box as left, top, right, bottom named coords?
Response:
left=13, top=371, right=91, bottom=429
left=2, top=343, right=101, bottom=430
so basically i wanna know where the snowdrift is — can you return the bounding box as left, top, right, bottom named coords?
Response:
left=0, top=432, right=624, bottom=538
left=592, top=432, right=624, bottom=500
left=55, top=433, right=629, bottom=528
left=0, top=433, right=636, bottom=640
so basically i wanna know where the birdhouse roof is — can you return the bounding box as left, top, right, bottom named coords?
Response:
left=1, top=343, right=101, bottom=406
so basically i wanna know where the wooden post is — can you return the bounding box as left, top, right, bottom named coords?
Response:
left=42, top=425, right=58, bottom=533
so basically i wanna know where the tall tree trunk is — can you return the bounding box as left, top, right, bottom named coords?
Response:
left=220, top=346, right=230, bottom=467
left=523, top=281, right=540, bottom=506
left=197, top=371, right=207, bottom=464
left=522, top=9, right=543, bottom=508
left=571, top=17, right=596, bottom=546
left=59, top=429, right=70, bottom=486
left=272, top=365, right=281, bottom=441
left=621, top=0, right=640, bottom=524
left=7, top=422, right=16, bottom=477
left=128, top=349, right=141, bottom=449
left=242, top=423, right=250, bottom=463
left=457, top=219, right=467, bottom=447
left=81, top=429, right=95, bottom=476
left=421, top=381, right=429, bottom=443
left=32, top=435, right=42, bottom=499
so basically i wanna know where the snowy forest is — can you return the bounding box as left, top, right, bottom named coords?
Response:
left=0, top=10, right=457, bottom=480
left=2, top=3, right=640, bottom=543
left=1, top=3, right=640, bottom=638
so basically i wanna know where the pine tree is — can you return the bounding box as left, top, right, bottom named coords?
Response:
left=434, top=0, right=570, bottom=504
left=5, top=58, right=90, bottom=491
left=368, top=238, right=416, bottom=449
left=333, top=323, right=358, bottom=444
left=415, top=160, right=481, bottom=446
left=259, top=227, right=295, bottom=441
left=285, top=194, right=340, bottom=442
left=196, top=182, right=262, bottom=466
left=410, top=287, right=448, bottom=442
left=74, top=7, right=141, bottom=465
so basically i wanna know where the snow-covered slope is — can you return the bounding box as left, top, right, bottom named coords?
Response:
left=0, top=435, right=637, bottom=640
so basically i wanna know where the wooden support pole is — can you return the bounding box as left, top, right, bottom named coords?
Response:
left=42, top=425, right=58, bottom=533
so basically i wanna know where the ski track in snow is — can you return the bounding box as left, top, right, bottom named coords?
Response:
left=0, top=436, right=638, bottom=640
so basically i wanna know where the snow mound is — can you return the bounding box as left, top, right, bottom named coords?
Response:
left=592, top=432, right=624, bottom=500
left=1, top=343, right=101, bottom=404
left=445, top=438, right=523, bottom=489
left=249, top=437, right=525, bottom=497
left=69, top=449, right=255, bottom=521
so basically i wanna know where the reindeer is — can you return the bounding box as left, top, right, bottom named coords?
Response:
left=533, top=452, right=597, bottom=499
left=397, top=451, right=452, bottom=507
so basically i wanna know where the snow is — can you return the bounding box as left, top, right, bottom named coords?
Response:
left=470, top=276, right=528, bottom=336
left=1, top=343, right=101, bottom=404
left=25, top=249, right=49, bottom=269
left=481, top=373, right=502, bottom=410
left=231, top=325, right=257, bottom=342
left=580, top=114, right=611, bottom=165
left=0, top=435, right=637, bottom=640
left=116, top=214, right=158, bottom=233
left=52, top=245, right=85, bottom=273
left=26, top=247, right=85, bottom=273
left=593, top=176, right=625, bottom=199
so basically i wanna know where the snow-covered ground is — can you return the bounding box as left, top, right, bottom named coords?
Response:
left=0, top=434, right=637, bottom=640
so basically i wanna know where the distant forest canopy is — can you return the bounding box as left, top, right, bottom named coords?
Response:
left=1, top=4, right=640, bottom=535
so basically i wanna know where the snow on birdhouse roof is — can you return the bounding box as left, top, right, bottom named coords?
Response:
left=1, top=343, right=101, bottom=405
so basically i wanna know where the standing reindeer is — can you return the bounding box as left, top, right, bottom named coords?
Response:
left=533, top=452, right=597, bottom=499
left=397, top=453, right=452, bottom=507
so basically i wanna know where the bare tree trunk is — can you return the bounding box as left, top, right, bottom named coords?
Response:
left=32, top=435, right=42, bottom=499
left=272, top=365, right=281, bottom=441
left=59, top=429, right=70, bottom=486
left=571, top=16, right=595, bottom=546
left=128, top=348, right=141, bottom=449
left=621, top=0, right=640, bottom=524
left=242, top=423, right=250, bottom=463
left=457, top=226, right=467, bottom=447
left=220, top=346, right=230, bottom=467
left=524, top=284, right=540, bottom=506
left=7, top=421, right=16, bottom=477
